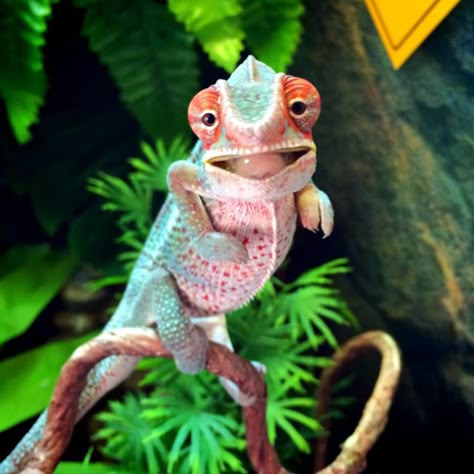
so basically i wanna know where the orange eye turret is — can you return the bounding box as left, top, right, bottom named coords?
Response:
left=187, top=86, right=221, bottom=148
left=282, top=76, right=321, bottom=133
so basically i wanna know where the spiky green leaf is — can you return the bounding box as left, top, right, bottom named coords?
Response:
left=241, top=0, right=304, bottom=71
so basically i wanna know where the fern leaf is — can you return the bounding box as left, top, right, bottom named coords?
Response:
left=240, top=0, right=304, bottom=72
left=143, top=375, right=245, bottom=474
left=131, top=137, right=190, bottom=193
left=76, top=0, right=199, bottom=140
left=0, top=0, right=55, bottom=143
left=168, top=0, right=244, bottom=72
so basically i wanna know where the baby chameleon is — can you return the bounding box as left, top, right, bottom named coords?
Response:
left=0, top=55, right=333, bottom=473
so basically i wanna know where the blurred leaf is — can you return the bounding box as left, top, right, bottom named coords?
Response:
left=55, top=461, right=111, bottom=474
left=78, top=0, right=199, bottom=140
left=169, top=0, right=244, bottom=72
left=0, top=0, right=55, bottom=143
left=241, top=0, right=304, bottom=71
left=0, top=331, right=97, bottom=431
left=0, top=245, right=77, bottom=344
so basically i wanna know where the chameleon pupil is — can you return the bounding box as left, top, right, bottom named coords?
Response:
left=202, top=113, right=216, bottom=126
left=290, top=101, right=306, bottom=115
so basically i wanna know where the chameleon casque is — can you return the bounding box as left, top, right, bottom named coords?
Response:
left=1, top=55, right=334, bottom=472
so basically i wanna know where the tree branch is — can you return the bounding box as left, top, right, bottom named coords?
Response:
left=314, top=330, right=402, bottom=473
left=18, top=329, right=400, bottom=474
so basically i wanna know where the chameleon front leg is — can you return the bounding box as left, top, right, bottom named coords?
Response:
left=296, top=182, right=334, bottom=237
left=167, top=160, right=249, bottom=264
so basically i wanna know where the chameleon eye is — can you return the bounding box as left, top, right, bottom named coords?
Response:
left=188, top=86, right=221, bottom=147
left=201, top=112, right=217, bottom=127
left=289, top=100, right=307, bottom=116
left=283, top=75, right=321, bottom=133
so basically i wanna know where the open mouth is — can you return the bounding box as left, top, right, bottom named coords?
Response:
left=207, top=147, right=311, bottom=180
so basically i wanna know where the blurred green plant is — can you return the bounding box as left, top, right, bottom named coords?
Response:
left=85, top=140, right=357, bottom=473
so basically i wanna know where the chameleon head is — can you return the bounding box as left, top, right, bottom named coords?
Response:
left=187, top=56, right=321, bottom=189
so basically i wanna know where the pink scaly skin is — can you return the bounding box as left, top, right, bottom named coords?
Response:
left=0, top=56, right=333, bottom=473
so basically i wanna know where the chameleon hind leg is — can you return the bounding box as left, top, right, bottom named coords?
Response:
left=193, top=314, right=265, bottom=406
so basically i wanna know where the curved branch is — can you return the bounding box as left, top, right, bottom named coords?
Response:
left=20, top=328, right=285, bottom=474
left=314, top=330, right=402, bottom=474
left=18, top=329, right=400, bottom=474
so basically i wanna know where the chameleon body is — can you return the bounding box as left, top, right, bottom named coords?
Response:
left=1, top=56, right=333, bottom=473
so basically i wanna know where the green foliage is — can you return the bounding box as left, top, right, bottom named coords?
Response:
left=169, top=0, right=244, bottom=73
left=55, top=461, right=111, bottom=474
left=77, top=0, right=199, bottom=141
left=0, top=245, right=77, bottom=344
left=94, top=393, right=168, bottom=474
left=0, top=331, right=97, bottom=431
left=89, top=144, right=356, bottom=473
left=277, top=259, right=358, bottom=348
left=56, top=450, right=111, bottom=473
left=241, top=0, right=305, bottom=72
left=0, top=0, right=55, bottom=143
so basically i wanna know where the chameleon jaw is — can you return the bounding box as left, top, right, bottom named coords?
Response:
left=205, top=144, right=315, bottom=181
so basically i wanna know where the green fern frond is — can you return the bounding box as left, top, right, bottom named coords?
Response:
left=266, top=378, right=322, bottom=453
left=76, top=0, right=199, bottom=140
left=290, top=257, right=353, bottom=288
left=130, top=137, right=190, bottom=193
left=142, top=374, right=245, bottom=474
left=168, top=0, right=244, bottom=72
left=240, top=0, right=304, bottom=72
left=88, top=171, right=153, bottom=235
left=0, top=0, right=56, bottom=143
left=94, top=392, right=168, bottom=474
left=276, top=258, right=357, bottom=347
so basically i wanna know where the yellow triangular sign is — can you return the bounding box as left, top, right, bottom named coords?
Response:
left=365, top=0, right=461, bottom=69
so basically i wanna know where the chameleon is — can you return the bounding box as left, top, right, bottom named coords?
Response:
left=1, top=55, right=333, bottom=473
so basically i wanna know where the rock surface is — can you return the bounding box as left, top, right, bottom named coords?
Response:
left=293, top=1, right=473, bottom=471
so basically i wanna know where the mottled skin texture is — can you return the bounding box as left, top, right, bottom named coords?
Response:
left=1, top=56, right=333, bottom=473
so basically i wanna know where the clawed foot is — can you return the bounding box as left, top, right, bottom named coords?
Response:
left=297, top=185, right=334, bottom=237
left=220, top=360, right=266, bottom=406
left=193, top=232, right=249, bottom=264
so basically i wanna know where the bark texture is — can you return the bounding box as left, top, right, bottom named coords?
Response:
left=293, top=1, right=473, bottom=471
